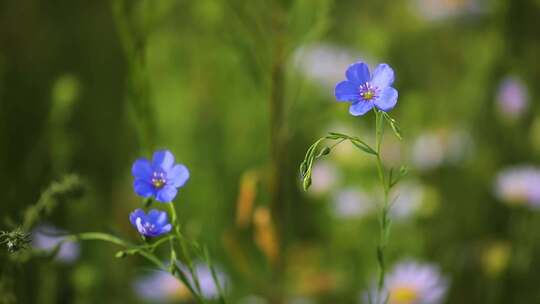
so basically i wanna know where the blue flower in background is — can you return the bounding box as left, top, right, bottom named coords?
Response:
left=130, top=209, right=172, bottom=237
left=132, top=150, right=189, bottom=203
left=335, top=61, right=398, bottom=116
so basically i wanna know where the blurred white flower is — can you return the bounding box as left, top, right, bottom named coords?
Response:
left=308, top=161, right=340, bottom=197
left=32, top=224, right=80, bottom=264
left=411, top=128, right=473, bottom=171
left=496, top=76, right=529, bottom=121
left=133, top=262, right=227, bottom=302
left=494, top=165, right=540, bottom=208
left=133, top=271, right=185, bottom=302
left=190, top=263, right=227, bottom=299
left=390, top=181, right=425, bottom=220
left=293, top=43, right=364, bottom=89
left=331, top=188, right=374, bottom=219
left=364, top=260, right=449, bottom=304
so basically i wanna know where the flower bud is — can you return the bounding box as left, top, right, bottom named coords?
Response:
left=303, top=177, right=312, bottom=191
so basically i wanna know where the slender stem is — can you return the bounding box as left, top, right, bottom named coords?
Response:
left=167, top=235, right=205, bottom=303
left=167, top=203, right=204, bottom=297
left=204, top=247, right=227, bottom=304
left=374, top=109, right=390, bottom=301
left=67, top=232, right=164, bottom=269
left=329, top=138, right=346, bottom=150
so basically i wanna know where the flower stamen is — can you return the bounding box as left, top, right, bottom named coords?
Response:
left=359, top=82, right=379, bottom=101
left=151, top=171, right=166, bottom=189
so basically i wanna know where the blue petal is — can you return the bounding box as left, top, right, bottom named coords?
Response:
left=371, top=64, right=394, bottom=89
left=134, top=180, right=155, bottom=198
left=159, top=224, right=172, bottom=234
left=152, top=150, right=175, bottom=170
left=135, top=217, right=146, bottom=235
left=146, top=209, right=169, bottom=226
left=155, top=211, right=168, bottom=226
left=349, top=101, right=374, bottom=116
left=374, top=87, right=398, bottom=112
left=129, top=209, right=146, bottom=226
left=156, top=185, right=178, bottom=203
left=167, top=164, right=190, bottom=188
left=335, top=81, right=361, bottom=102
left=345, top=62, right=371, bottom=84
left=147, top=209, right=161, bottom=221
left=132, top=158, right=152, bottom=179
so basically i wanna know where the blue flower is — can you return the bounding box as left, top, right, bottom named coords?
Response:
left=335, top=62, right=398, bottom=116
left=129, top=209, right=172, bottom=237
left=132, top=150, right=190, bottom=203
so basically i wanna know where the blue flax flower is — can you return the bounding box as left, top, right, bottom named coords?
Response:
left=335, top=61, right=398, bottom=116
left=132, top=150, right=189, bottom=203
left=130, top=209, right=172, bottom=237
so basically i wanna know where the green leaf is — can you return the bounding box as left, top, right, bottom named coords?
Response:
left=327, top=131, right=349, bottom=139
left=325, top=133, right=342, bottom=140
left=315, top=146, right=331, bottom=158
left=351, top=140, right=377, bottom=155
left=399, top=165, right=408, bottom=177
left=327, top=132, right=377, bottom=155
left=303, top=176, right=312, bottom=191
left=299, top=161, right=308, bottom=177
left=382, top=112, right=402, bottom=140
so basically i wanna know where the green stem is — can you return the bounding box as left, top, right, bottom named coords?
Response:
left=67, top=232, right=164, bottom=269
left=374, top=109, right=390, bottom=299
left=167, top=204, right=204, bottom=299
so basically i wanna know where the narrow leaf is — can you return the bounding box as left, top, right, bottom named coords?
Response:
left=399, top=165, right=408, bottom=177
left=351, top=140, right=377, bottom=155
left=315, top=146, right=331, bottom=158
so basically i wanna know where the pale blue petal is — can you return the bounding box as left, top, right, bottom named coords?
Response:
left=152, top=150, right=175, bottom=170
left=156, top=186, right=178, bottom=203
left=155, top=212, right=168, bottom=226
left=129, top=209, right=145, bottom=226
left=160, top=224, right=172, bottom=234
left=349, top=101, right=374, bottom=116
left=374, top=87, right=398, bottom=112
left=167, top=164, right=190, bottom=188
left=371, top=64, right=395, bottom=89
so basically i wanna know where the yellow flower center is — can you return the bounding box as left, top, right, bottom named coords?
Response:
left=359, top=82, right=379, bottom=101
left=151, top=171, right=166, bottom=189
left=389, top=286, right=419, bottom=304
left=362, top=90, right=375, bottom=100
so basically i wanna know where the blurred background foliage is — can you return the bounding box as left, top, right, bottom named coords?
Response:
left=1, top=0, right=540, bottom=303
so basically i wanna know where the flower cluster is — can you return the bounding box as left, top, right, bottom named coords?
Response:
left=129, top=149, right=189, bottom=237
